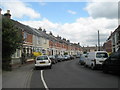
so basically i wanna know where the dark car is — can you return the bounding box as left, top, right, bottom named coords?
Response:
left=49, top=55, right=57, bottom=64
left=70, top=55, right=75, bottom=60
left=64, top=55, right=71, bottom=60
left=102, top=49, right=120, bottom=73
left=56, top=55, right=64, bottom=62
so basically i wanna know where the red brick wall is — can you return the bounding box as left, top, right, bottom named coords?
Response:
left=22, top=31, right=33, bottom=45
left=103, top=40, right=112, bottom=53
left=26, top=34, right=33, bottom=43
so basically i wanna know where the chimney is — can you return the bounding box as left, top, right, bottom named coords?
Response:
left=49, top=31, right=53, bottom=35
left=4, top=10, right=11, bottom=18
left=7, top=10, right=10, bottom=13
left=43, top=29, right=46, bottom=33
left=67, top=40, right=70, bottom=43
left=59, top=36, right=61, bottom=39
left=0, top=8, right=2, bottom=15
left=38, top=27, right=42, bottom=31
left=63, top=38, right=66, bottom=41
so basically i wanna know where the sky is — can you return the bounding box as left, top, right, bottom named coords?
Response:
left=1, top=0, right=119, bottom=47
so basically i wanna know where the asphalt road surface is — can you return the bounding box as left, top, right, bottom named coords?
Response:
left=30, top=59, right=120, bottom=89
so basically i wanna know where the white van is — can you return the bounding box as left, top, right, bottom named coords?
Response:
left=85, top=51, right=108, bottom=69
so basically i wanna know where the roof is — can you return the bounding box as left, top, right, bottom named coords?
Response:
left=3, top=15, right=81, bottom=48
left=106, top=25, right=120, bottom=41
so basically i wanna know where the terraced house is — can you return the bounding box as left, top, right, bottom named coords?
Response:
left=103, top=25, right=120, bottom=53
left=111, top=25, right=120, bottom=52
left=3, top=9, right=82, bottom=66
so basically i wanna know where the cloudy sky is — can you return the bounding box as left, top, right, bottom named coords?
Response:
left=1, top=0, right=119, bottom=46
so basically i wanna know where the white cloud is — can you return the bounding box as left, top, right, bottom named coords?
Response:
left=85, top=2, right=118, bottom=19
left=1, top=0, right=41, bottom=19
left=67, top=10, right=77, bottom=15
left=20, top=18, right=61, bottom=31
left=20, top=17, right=118, bottom=46
left=1, top=0, right=118, bottom=46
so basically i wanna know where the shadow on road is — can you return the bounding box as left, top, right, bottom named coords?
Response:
left=33, top=67, right=51, bottom=70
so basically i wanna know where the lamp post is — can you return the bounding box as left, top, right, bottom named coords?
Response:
left=98, top=30, right=100, bottom=51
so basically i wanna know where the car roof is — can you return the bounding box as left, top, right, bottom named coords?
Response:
left=37, top=55, right=48, bottom=57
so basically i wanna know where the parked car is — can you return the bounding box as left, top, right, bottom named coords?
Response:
left=64, top=55, right=71, bottom=60
left=85, top=51, right=109, bottom=70
left=79, top=54, right=88, bottom=65
left=49, top=55, right=57, bottom=64
left=70, top=55, right=75, bottom=60
left=76, top=54, right=81, bottom=58
left=56, top=55, right=64, bottom=62
left=73, top=55, right=77, bottom=59
left=102, top=49, right=120, bottom=73
left=35, top=55, right=52, bottom=69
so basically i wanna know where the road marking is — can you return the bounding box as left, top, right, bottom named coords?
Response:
left=24, top=69, right=33, bottom=88
left=41, top=70, right=49, bottom=90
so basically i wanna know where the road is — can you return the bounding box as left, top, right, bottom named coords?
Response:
left=30, top=58, right=119, bottom=89
left=2, top=58, right=120, bottom=89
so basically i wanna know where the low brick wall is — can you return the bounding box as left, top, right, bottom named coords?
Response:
left=11, top=58, right=21, bottom=65
left=11, top=58, right=21, bottom=69
left=11, top=58, right=34, bottom=69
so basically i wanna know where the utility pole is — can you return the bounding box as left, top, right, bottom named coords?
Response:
left=98, top=30, right=100, bottom=51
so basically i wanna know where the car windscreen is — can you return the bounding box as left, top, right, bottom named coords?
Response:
left=80, top=55, right=85, bottom=58
left=58, top=56, right=62, bottom=58
left=37, top=56, right=48, bottom=60
left=49, top=56, right=52, bottom=58
left=96, top=53, right=108, bottom=58
left=80, top=56, right=84, bottom=60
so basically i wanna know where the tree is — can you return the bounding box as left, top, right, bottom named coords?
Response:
left=64, top=52, right=68, bottom=55
left=2, top=16, right=23, bottom=70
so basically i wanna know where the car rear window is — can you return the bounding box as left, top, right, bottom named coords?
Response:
left=96, top=53, right=108, bottom=58
left=37, top=56, right=48, bottom=60
left=110, top=52, right=120, bottom=60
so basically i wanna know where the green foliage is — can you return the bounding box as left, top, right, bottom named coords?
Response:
left=83, top=51, right=87, bottom=54
left=2, top=16, right=23, bottom=70
left=64, top=52, right=68, bottom=55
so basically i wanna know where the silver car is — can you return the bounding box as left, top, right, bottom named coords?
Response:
left=35, top=55, right=52, bottom=69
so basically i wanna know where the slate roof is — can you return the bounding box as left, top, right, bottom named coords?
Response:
left=9, top=16, right=80, bottom=48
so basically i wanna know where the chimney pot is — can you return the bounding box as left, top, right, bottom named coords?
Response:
left=7, top=10, right=10, bottom=14
left=4, top=10, right=11, bottom=18
left=43, top=29, right=46, bottom=33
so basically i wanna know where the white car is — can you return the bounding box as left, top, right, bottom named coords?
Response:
left=35, top=55, right=52, bottom=69
left=85, top=51, right=108, bottom=70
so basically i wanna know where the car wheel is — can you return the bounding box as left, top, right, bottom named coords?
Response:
left=85, top=64, right=88, bottom=67
left=49, top=64, right=52, bottom=69
left=81, top=62, right=84, bottom=65
left=49, top=66, right=52, bottom=69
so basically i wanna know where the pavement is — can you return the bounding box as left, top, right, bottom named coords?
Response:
left=2, top=62, right=34, bottom=88
left=11, top=59, right=34, bottom=69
